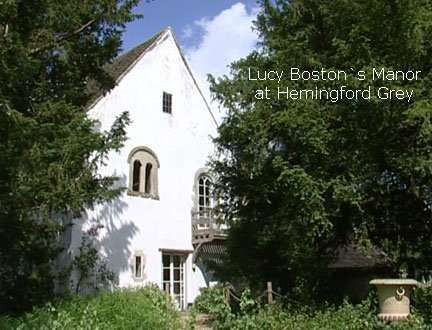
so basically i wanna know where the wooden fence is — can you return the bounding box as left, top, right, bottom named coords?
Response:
left=223, top=281, right=288, bottom=305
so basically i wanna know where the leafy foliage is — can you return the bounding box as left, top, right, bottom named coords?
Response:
left=412, top=280, right=432, bottom=324
left=0, top=0, right=140, bottom=312
left=219, top=302, right=429, bottom=330
left=0, top=286, right=181, bottom=330
left=210, top=0, right=432, bottom=293
left=191, top=287, right=430, bottom=330
left=190, top=285, right=232, bottom=326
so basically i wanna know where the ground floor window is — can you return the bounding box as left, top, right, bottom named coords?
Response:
left=132, top=251, right=145, bottom=281
left=162, top=253, right=185, bottom=309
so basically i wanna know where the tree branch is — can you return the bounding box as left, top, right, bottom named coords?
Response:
left=29, top=18, right=98, bottom=55
left=3, top=24, right=8, bottom=38
left=67, top=18, right=97, bottom=38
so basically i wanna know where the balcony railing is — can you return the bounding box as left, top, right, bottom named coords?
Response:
left=191, top=207, right=226, bottom=245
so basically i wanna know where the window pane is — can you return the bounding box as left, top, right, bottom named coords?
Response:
left=135, top=256, right=142, bottom=278
left=145, top=163, right=152, bottom=194
left=174, top=295, right=181, bottom=308
left=162, top=254, right=170, bottom=267
left=132, top=160, right=141, bottom=192
left=173, top=255, right=180, bottom=267
left=174, top=283, right=180, bottom=294
left=163, top=269, right=170, bottom=281
left=174, top=269, right=180, bottom=281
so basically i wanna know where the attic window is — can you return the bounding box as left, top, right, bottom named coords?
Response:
left=163, top=92, right=172, bottom=114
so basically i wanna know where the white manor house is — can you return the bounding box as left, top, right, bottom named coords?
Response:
left=68, top=27, right=225, bottom=309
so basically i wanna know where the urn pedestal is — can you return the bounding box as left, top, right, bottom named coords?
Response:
left=369, top=279, right=419, bottom=321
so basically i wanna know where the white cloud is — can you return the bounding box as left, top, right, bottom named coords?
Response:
left=183, top=3, right=259, bottom=123
left=181, top=24, right=193, bottom=40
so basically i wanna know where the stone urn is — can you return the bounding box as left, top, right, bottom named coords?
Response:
left=369, top=279, right=419, bottom=321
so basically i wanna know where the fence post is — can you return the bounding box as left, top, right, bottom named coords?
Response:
left=224, top=285, right=230, bottom=305
left=267, top=281, right=273, bottom=304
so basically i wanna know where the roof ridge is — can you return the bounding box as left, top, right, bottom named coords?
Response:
left=86, top=26, right=218, bottom=128
left=118, top=26, right=170, bottom=58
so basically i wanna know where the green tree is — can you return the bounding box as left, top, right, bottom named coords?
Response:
left=0, top=0, right=140, bottom=312
left=210, top=0, right=432, bottom=295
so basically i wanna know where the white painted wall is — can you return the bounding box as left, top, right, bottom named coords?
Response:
left=70, top=29, right=217, bottom=305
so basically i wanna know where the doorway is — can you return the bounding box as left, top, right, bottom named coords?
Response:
left=162, top=253, right=186, bottom=309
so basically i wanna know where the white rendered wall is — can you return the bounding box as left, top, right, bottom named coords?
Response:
left=70, top=30, right=217, bottom=305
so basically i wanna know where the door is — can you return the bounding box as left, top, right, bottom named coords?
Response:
left=162, top=254, right=185, bottom=309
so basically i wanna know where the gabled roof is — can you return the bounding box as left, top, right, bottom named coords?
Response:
left=87, top=27, right=218, bottom=126
left=328, top=243, right=389, bottom=270
left=100, top=31, right=163, bottom=87
left=86, top=29, right=164, bottom=108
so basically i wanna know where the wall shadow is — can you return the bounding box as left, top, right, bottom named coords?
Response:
left=69, top=173, right=139, bottom=289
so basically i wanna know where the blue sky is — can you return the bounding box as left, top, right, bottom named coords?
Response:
left=122, top=0, right=259, bottom=51
left=122, top=1, right=260, bottom=122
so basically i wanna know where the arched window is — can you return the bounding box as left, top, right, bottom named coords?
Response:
left=193, top=169, right=216, bottom=232
left=198, top=175, right=212, bottom=217
left=132, top=160, right=142, bottom=192
left=145, top=163, right=152, bottom=194
left=128, top=146, right=160, bottom=199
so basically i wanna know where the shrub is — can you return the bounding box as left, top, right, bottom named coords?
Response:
left=211, top=301, right=428, bottom=330
left=190, top=286, right=430, bottom=330
left=193, top=285, right=229, bottom=315
left=190, top=284, right=233, bottom=328
left=0, top=285, right=181, bottom=330
left=412, top=283, right=432, bottom=324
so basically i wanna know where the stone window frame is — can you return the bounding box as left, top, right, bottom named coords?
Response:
left=193, top=168, right=214, bottom=215
left=127, top=146, right=160, bottom=200
left=132, top=250, right=146, bottom=281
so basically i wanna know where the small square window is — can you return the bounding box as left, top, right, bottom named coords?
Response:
left=163, top=92, right=172, bottom=114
